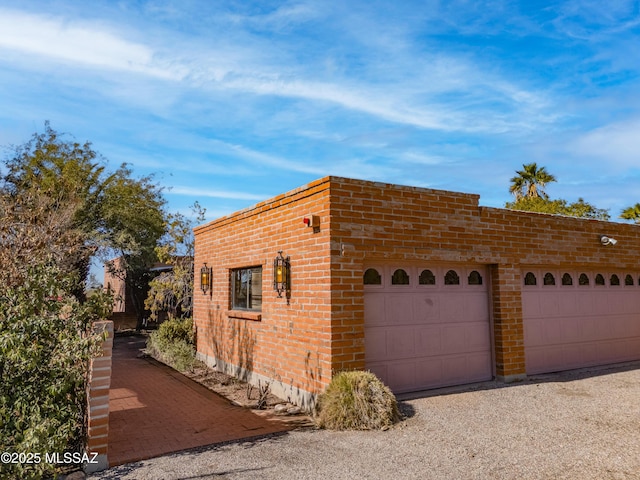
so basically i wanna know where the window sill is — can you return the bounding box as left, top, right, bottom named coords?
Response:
left=227, top=310, right=262, bottom=321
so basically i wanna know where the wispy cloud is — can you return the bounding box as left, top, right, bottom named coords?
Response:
left=0, top=6, right=556, bottom=136
left=0, top=8, right=185, bottom=79
left=1, top=0, right=639, bottom=224
left=571, top=118, right=640, bottom=168
left=168, top=186, right=268, bottom=201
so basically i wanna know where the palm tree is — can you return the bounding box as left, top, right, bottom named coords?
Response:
left=620, top=203, right=640, bottom=223
left=509, top=163, right=557, bottom=200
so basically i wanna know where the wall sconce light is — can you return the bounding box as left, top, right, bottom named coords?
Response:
left=273, top=251, right=291, bottom=302
left=200, top=263, right=212, bottom=295
left=600, top=235, right=618, bottom=246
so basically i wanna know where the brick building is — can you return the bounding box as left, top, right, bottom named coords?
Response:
left=193, top=176, right=640, bottom=408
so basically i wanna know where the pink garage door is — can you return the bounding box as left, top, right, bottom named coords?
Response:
left=364, top=265, right=492, bottom=393
left=522, top=269, right=640, bottom=375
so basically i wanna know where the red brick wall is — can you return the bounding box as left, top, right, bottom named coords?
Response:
left=194, top=176, right=640, bottom=401
left=328, top=177, right=640, bottom=382
left=193, top=178, right=333, bottom=407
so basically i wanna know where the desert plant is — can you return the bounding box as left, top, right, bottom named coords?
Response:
left=315, top=371, right=401, bottom=430
left=146, top=318, right=195, bottom=372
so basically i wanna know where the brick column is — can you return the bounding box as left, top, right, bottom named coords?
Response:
left=85, top=320, right=113, bottom=473
left=490, top=264, right=526, bottom=382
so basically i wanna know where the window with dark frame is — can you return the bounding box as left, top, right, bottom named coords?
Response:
left=524, top=272, right=537, bottom=286
left=363, top=268, right=382, bottom=285
left=231, top=266, right=262, bottom=311
left=391, top=269, right=410, bottom=285
left=419, top=269, right=436, bottom=285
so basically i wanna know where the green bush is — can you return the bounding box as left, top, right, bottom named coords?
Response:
left=0, top=264, right=111, bottom=479
left=315, top=371, right=401, bottom=430
left=146, top=318, right=195, bottom=372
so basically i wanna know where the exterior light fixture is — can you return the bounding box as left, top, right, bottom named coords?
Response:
left=200, top=263, right=212, bottom=295
left=600, top=235, right=618, bottom=246
left=273, top=251, right=291, bottom=302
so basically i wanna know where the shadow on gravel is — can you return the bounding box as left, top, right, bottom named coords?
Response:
left=92, top=431, right=290, bottom=479
left=396, top=360, right=640, bottom=402
left=398, top=401, right=416, bottom=419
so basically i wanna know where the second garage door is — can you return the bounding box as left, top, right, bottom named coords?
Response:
left=364, top=265, right=493, bottom=393
left=523, top=268, right=640, bottom=374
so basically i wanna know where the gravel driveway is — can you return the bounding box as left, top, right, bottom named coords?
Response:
left=90, top=362, right=640, bottom=480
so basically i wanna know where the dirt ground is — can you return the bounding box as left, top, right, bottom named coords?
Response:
left=182, top=362, right=285, bottom=410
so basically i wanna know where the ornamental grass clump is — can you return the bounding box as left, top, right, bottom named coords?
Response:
left=316, top=371, right=401, bottom=430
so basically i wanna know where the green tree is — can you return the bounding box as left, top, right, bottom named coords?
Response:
left=3, top=123, right=167, bottom=326
left=509, top=162, right=557, bottom=200
left=620, top=203, right=640, bottom=223
left=145, top=203, right=206, bottom=322
left=506, top=163, right=609, bottom=220
left=506, top=196, right=610, bottom=220
left=100, top=164, right=166, bottom=329
left=0, top=185, right=112, bottom=478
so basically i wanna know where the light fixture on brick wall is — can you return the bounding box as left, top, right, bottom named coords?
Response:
left=273, top=251, right=291, bottom=303
left=200, top=263, right=212, bottom=295
left=600, top=235, right=618, bottom=246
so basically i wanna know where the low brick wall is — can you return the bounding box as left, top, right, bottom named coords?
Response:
left=85, top=320, right=113, bottom=473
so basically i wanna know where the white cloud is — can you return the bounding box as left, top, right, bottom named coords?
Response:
left=168, top=186, right=267, bottom=201
left=572, top=118, right=640, bottom=167
left=0, top=6, right=555, bottom=137
left=0, top=8, right=185, bottom=79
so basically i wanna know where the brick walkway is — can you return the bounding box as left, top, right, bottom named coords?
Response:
left=108, top=335, right=290, bottom=467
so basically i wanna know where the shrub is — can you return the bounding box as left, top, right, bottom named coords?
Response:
left=315, top=371, right=401, bottom=430
left=146, top=318, right=195, bottom=372
left=0, top=264, right=111, bottom=479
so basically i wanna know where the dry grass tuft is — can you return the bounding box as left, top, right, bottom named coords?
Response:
left=316, top=371, right=400, bottom=430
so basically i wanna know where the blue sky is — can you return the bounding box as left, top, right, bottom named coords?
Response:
left=1, top=0, right=639, bottom=225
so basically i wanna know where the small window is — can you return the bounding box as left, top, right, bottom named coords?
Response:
left=543, top=273, right=555, bottom=286
left=468, top=270, right=483, bottom=285
left=419, top=269, right=436, bottom=285
left=561, top=273, right=573, bottom=286
left=231, top=266, right=262, bottom=311
left=524, top=272, right=537, bottom=286
left=579, top=274, right=590, bottom=286
left=363, top=268, right=382, bottom=285
left=595, top=274, right=605, bottom=286
left=391, top=269, right=410, bottom=285
left=444, top=270, right=460, bottom=285
left=610, top=274, right=620, bottom=286
left=625, top=274, right=634, bottom=286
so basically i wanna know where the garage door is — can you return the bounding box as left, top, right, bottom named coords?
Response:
left=364, top=265, right=493, bottom=393
left=522, top=268, right=640, bottom=374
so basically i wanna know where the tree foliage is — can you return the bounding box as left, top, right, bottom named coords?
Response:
left=509, top=162, right=557, bottom=200
left=505, top=164, right=609, bottom=220
left=0, top=270, right=112, bottom=479
left=506, top=196, right=610, bottom=220
left=0, top=123, right=171, bottom=475
left=145, top=203, right=206, bottom=323
left=0, top=186, right=112, bottom=477
left=3, top=123, right=167, bottom=325
left=620, top=203, right=640, bottom=223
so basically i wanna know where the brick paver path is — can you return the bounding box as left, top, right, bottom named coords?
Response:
left=108, top=335, right=290, bottom=466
